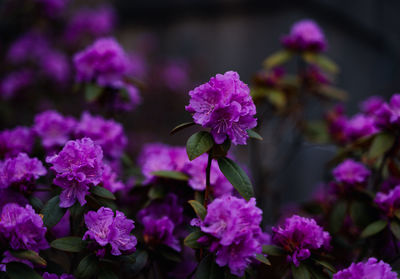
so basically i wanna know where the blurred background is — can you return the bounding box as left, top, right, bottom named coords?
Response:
left=1, top=0, right=400, bottom=222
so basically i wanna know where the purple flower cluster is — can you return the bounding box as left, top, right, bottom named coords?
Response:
left=194, top=196, right=264, bottom=276
left=186, top=71, right=257, bottom=145
left=138, top=143, right=232, bottom=196
left=0, top=127, right=34, bottom=158
left=281, top=19, right=326, bottom=52
left=138, top=193, right=183, bottom=251
left=0, top=153, right=46, bottom=191
left=332, top=159, right=371, bottom=186
left=83, top=207, right=137, bottom=256
left=272, top=215, right=331, bottom=266
left=46, top=138, right=104, bottom=207
left=0, top=203, right=48, bottom=251
left=64, top=6, right=116, bottom=43
left=0, top=70, right=33, bottom=99
left=35, top=0, right=69, bottom=17
left=101, top=163, right=124, bottom=193
left=344, top=114, right=379, bottom=141
left=75, top=112, right=127, bottom=159
left=375, top=185, right=400, bottom=217
left=33, top=110, right=77, bottom=150
left=333, top=258, right=397, bottom=279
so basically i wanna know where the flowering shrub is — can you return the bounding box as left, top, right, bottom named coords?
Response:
left=0, top=2, right=400, bottom=279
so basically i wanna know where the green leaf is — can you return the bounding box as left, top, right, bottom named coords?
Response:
left=41, top=195, right=67, bottom=228
left=303, top=53, right=339, bottom=74
left=314, top=259, right=336, bottom=273
left=209, top=140, right=231, bottom=159
left=10, top=250, right=46, bottom=266
left=247, top=130, right=263, bottom=140
left=85, top=83, right=103, bottom=102
left=158, top=245, right=181, bottom=262
left=195, top=255, right=224, bottom=279
left=98, top=268, right=118, bottom=279
left=186, top=131, right=214, bottom=161
left=330, top=201, right=347, bottom=233
left=291, top=263, right=311, bottom=279
left=75, top=254, right=99, bottom=279
left=148, top=185, right=165, bottom=200
left=265, top=89, right=287, bottom=109
left=188, top=200, right=207, bottom=220
left=29, top=196, right=44, bottom=211
left=127, top=250, right=148, bottom=276
left=305, top=121, right=329, bottom=144
left=217, top=157, right=254, bottom=201
left=390, top=221, right=400, bottom=240
left=170, top=122, right=195, bottom=135
left=151, top=170, right=189, bottom=181
left=255, top=253, right=271, bottom=265
left=263, top=50, right=293, bottom=69
left=395, top=210, right=400, bottom=220
left=262, top=245, right=286, bottom=256
left=184, top=231, right=203, bottom=249
left=368, top=132, right=395, bottom=159
left=6, top=262, right=43, bottom=279
left=51, top=237, right=86, bottom=253
left=317, top=85, right=347, bottom=101
left=361, top=220, right=388, bottom=238
left=91, top=186, right=116, bottom=200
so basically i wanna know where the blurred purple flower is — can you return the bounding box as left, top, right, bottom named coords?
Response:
left=43, top=272, right=75, bottom=279
left=272, top=215, right=330, bottom=267
left=7, top=32, right=50, bottom=64
left=0, top=203, right=48, bottom=251
left=0, top=127, right=34, bottom=158
left=162, top=60, right=190, bottom=91
left=0, top=69, right=33, bottom=99
left=83, top=207, right=137, bottom=256
left=333, top=258, right=397, bottom=279
left=46, top=138, right=104, bottom=207
left=35, top=0, right=69, bottom=16
left=101, top=163, right=125, bottom=193
left=186, top=71, right=257, bottom=145
left=40, top=51, right=70, bottom=83
left=375, top=185, right=400, bottom=218
left=332, top=159, right=371, bottom=186
left=344, top=114, right=379, bottom=140
left=281, top=19, right=326, bottom=52
left=360, top=96, right=385, bottom=116
left=0, top=251, right=33, bottom=271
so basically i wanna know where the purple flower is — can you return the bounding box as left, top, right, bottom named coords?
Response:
left=33, top=110, right=77, bottom=150
left=333, top=258, right=397, bottom=279
left=138, top=143, right=188, bottom=184
left=344, top=114, right=379, bottom=140
left=383, top=94, right=400, bottom=125
left=0, top=203, right=48, bottom=251
left=40, top=51, right=70, bottom=83
left=64, top=6, right=116, bottom=43
left=360, top=96, right=385, bottom=116
left=35, top=0, right=69, bottom=16
left=75, top=112, right=127, bottom=159
left=0, top=153, right=46, bottom=191
left=46, top=138, right=104, bottom=207
left=83, top=207, right=137, bottom=256
left=0, top=127, right=34, bottom=158
left=281, top=19, right=326, bottom=52
left=113, top=84, right=141, bottom=111
left=43, top=272, right=75, bottom=279
left=186, top=71, right=257, bottom=145
left=0, top=70, right=33, bottom=99
left=138, top=193, right=183, bottom=251
left=0, top=251, right=33, bottom=271
left=73, top=37, right=129, bottom=86
left=332, top=159, right=371, bottom=186
left=183, top=153, right=232, bottom=197
left=162, top=60, right=190, bottom=91
left=325, top=104, right=348, bottom=144
left=7, top=32, right=50, bottom=64
left=272, top=215, right=330, bottom=267
left=375, top=185, right=400, bottom=217
left=101, top=163, right=125, bottom=193
left=194, top=196, right=263, bottom=276
left=51, top=211, right=70, bottom=238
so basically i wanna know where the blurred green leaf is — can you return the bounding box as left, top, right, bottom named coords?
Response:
left=305, top=121, right=329, bottom=144
left=390, top=221, right=400, bottom=240
left=127, top=250, right=148, bottom=276
left=255, top=253, right=271, bottom=265
left=75, top=254, right=99, bottom=279
left=151, top=170, right=189, bottom=181
left=262, top=245, right=286, bottom=256
left=184, top=231, right=203, bottom=249
left=41, top=195, right=66, bottom=229
left=170, top=122, right=195, bottom=135
left=85, top=83, right=103, bottom=102
left=263, top=50, right=293, bottom=69
left=186, top=131, right=214, bottom=161
left=291, top=263, right=311, bottom=279
left=313, top=259, right=336, bottom=273
left=368, top=132, right=395, bottom=159
left=98, top=267, right=118, bottom=279
left=317, top=85, right=347, bottom=101
left=247, top=130, right=263, bottom=140
left=51, top=237, right=86, bottom=253
left=195, top=255, right=224, bottom=279
left=91, top=186, right=116, bottom=200
left=29, top=196, right=44, bottom=211
left=217, top=157, right=254, bottom=201
left=6, top=262, right=42, bottom=279
left=361, top=220, right=387, bottom=238
left=188, top=200, right=207, bottom=220
left=330, top=201, right=347, bottom=233
left=303, top=53, right=339, bottom=74
left=10, top=250, right=46, bottom=266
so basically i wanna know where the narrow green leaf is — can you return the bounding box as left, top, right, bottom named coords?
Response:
left=188, top=200, right=207, bottom=220
left=255, top=253, right=271, bottom=265
left=170, top=122, right=195, bottom=135
left=303, top=53, right=339, bottom=74
left=262, top=245, right=286, bottom=256
left=151, top=170, right=189, bottom=181
left=91, top=186, right=116, bottom=200
left=41, top=195, right=67, bottom=228
left=314, top=259, right=336, bottom=273
left=75, top=254, right=99, bottom=279
left=51, top=237, right=86, bottom=253
left=395, top=210, right=400, bottom=220
left=184, top=231, right=203, bottom=249
left=158, top=246, right=181, bottom=262
left=263, top=50, right=293, bottom=69
left=368, top=132, right=395, bottom=159
left=330, top=201, right=347, bottom=233
left=186, top=131, right=214, bottom=161
left=247, top=130, right=263, bottom=140
left=98, top=268, right=118, bottom=279
left=317, top=85, right=347, bottom=101
left=390, top=221, right=400, bottom=240
left=10, top=250, right=46, bottom=266
left=6, top=262, right=43, bottom=279
left=217, top=157, right=254, bottom=200
left=361, top=220, right=388, bottom=238
left=291, top=264, right=311, bottom=279
left=195, top=255, right=224, bottom=279
left=85, top=83, right=103, bottom=102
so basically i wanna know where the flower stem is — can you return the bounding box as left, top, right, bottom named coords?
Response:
left=204, top=152, right=212, bottom=208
